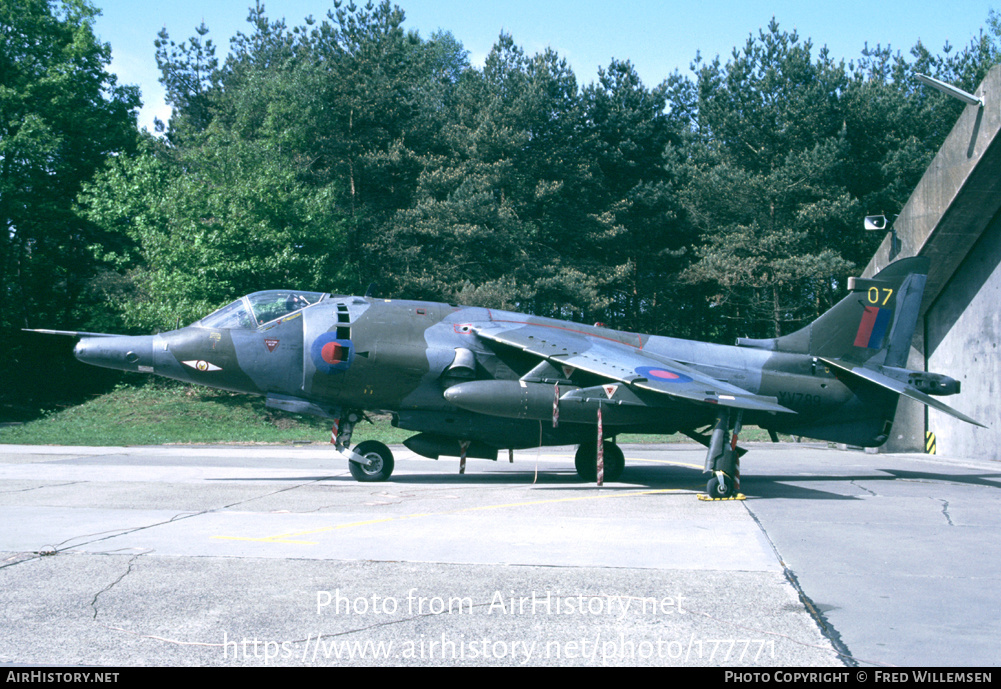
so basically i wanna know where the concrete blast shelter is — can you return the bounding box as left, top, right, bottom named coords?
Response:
left=863, top=65, right=1001, bottom=458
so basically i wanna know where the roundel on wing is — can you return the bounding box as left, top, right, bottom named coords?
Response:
left=635, top=365, right=692, bottom=384
left=311, top=333, right=354, bottom=373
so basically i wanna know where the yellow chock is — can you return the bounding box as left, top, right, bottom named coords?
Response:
left=698, top=493, right=747, bottom=501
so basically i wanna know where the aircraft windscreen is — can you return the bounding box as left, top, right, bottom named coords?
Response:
left=197, top=299, right=254, bottom=330
left=246, top=290, right=325, bottom=326
left=197, top=291, right=325, bottom=330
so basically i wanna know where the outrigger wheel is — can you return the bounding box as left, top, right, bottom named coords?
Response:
left=348, top=440, right=395, bottom=482
left=706, top=473, right=736, bottom=499
left=574, top=441, right=625, bottom=482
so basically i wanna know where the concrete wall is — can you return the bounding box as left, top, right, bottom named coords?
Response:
left=865, top=67, right=1001, bottom=288
left=924, top=215, right=1000, bottom=458
left=864, top=65, right=1001, bottom=458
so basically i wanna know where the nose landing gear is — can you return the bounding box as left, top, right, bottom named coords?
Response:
left=333, top=411, right=395, bottom=482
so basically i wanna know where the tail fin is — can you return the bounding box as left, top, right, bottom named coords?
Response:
left=739, top=257, right=983, bottom=428
left=737, top=257, right=930, bottom=365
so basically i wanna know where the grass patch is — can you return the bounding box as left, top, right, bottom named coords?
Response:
left=617, top=426, right=788, bottom=444
left=0, top=382, right=408, bottom=446
left=0, top=381, right=793, bottom=447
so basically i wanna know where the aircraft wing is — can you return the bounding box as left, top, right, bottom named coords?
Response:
left=820, top=357, right=986, bottom=427
left=23, top=329, right=120, bottom=338
left=471, top=322, right=794, bottom=414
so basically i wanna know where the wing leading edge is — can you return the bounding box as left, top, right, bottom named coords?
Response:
left=470, top=322, right=794, bottom=415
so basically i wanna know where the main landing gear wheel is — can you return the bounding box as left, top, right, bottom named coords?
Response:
left=574, top=441, right=624, bottom=482
left=348, top=440, right=395, bottom=482
left=706, top=474, right=736, bottom=499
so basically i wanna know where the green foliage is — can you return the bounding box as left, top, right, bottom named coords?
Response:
left=79, top=133, right=346, bottom=332
left=672, top=17, right=1001, bottom=338
left=9, top=0, right=1001, bottom=440
left=581, top=60, right=693, bottom=333
left=676, top=23, right=860, bottom=336
left=14, top=1, right=1001, bottom=359
left=0, top=0, right=140, bottom=411
left=0, top=0, right=140, bottom=329
left=371, top=35, right=598, bottom=314
left=154, top=20, right=218, bottom=140
left=0, top=381, right=400, bottom=445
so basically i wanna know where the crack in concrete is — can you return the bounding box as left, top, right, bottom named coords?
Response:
left=0, top=481, right=84, bottom=495
left=91, top=553, right=144, bottom=620
left=0, top=477, right=335, bottom=570
left=939, top=499, right=955, bottom=526
left=217, top=477, right=338, bottom=511
left=851, top=480, right=878, bottom=497
left=742, top=503, right=857, bottom=667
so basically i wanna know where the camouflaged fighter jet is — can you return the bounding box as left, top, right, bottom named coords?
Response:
left=31, top=257, right=982, bottom=497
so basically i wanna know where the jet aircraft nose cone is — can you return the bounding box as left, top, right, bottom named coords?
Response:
left=74, top=335, right=155, bottom=373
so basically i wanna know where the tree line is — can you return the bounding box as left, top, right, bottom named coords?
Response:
left=3, top=0, right=1000, bottom=412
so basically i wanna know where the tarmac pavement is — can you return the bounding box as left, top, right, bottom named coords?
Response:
left=0, top=441, right=997, bottom=667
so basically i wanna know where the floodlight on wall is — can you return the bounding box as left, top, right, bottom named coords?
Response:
left=915, top=73, right=984, bottom=108
left=864, top=215, right=887, bottom=231
left=865, top=214, right=900, bottom=261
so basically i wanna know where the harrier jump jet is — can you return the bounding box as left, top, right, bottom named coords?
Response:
left=33, top=257, right=981, bottom=496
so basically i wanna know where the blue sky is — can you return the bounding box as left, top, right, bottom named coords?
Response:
left=90, top=0, right=999, bottom=132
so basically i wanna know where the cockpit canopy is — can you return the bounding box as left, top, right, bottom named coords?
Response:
left=196, top=290, right=327, bottom=330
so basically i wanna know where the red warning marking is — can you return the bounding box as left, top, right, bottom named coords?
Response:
left=596, top=405, right=604, bottom=487
left=265, top=338, right=279, bottom=352
left=459, top=440, right=469, bottom=475
left=553, top=383, right=560, bottom=429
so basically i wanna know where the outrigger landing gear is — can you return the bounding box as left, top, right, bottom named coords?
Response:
left=704, top=409, right=743, bottom=499
left=574, top=440, right=625, bottom=482
left=333, top=411, right=395, bottom=482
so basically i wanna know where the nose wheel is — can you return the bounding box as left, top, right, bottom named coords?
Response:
left=347, top=440, right=395, bottom=482
left=332, top=412, right=395, bottom=482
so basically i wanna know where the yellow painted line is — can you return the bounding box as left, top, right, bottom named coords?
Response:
left=219, top=537, right=319, bottom=545
left=213, top=488, right=684, bottom=545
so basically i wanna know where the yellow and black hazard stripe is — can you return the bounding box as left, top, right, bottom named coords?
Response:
left=925, top=431, right=937, bottom=455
